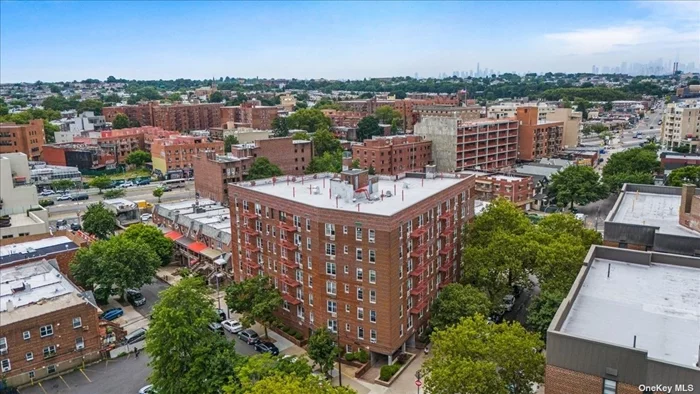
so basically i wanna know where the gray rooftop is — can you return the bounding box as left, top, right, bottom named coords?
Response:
left=611, top=192, right=700, bottom=237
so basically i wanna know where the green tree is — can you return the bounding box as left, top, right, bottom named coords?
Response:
left=603, top=101, right=613, bottom=111
left=241, top=374, right=355, bottom=394
left=368, top=165, right=375, bottom=175
left=306, top=151, right=343, bottom=174
left=147, top=277, right=241, bottom=394
left=89, top=175, right=113, bottom=193
left=44, top=120, right=59, bottom=143
left=286, top=108, right=331, bottom=133
left=246, top=157, right=283, bottom=181
left=350, top=159, right=360, bottom=169
left=356, top=116, right=382, bottom=141
left=166, top=93, right=182, bottom=102
left=76, top=99, right=104, bottom=115
left=602, top=147, right=659, bottom=191
left=122, top=223, right=173, bottom=266
left=581, top=123, right=608, bottom=135
left=307, top=328, right=339, bottom=379
left=672, top=145, right=691, bottom=154
left=125, top=150, right=151, bottom=167
left=312, top=127, right=341, bottom=156
left=314, top=97, right=341, bottom=110
left=233, top=353, right=313, bottom=392
left=292, top=132, right=310, bottom=140
left=424, top=315, right=545, bottom=394
left=272, top=117, right=290, bottom=137
left=51, top=179, right=75, bottom=192
left=295, top=101, right=308, bottom=110
left=548, top=165, right=608, bottom=209
left=526, top=290, right=565, bottom=342
left=667, top=166, right=700, bottom=187
left=112, top=113, right=130, bottom=129
left=224, top=134, right=240, bottom=153
left=375, top=105, right=402, bottom=132
left=103, top=189, right=126, bottom=199
left=103, top=93, right=122, bottom=104
left=209, top=91, right=224, bottom=103
left=70, top=234, right=160, bottom=300
left=224, top=275, right=282, bottom=339
left=153, top=187, right=164, bottom=203
left=81, top=201, right=117, bottom=239
left=430, top=283, right=490, bottom=332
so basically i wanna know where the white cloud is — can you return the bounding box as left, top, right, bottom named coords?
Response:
left=544, top=25, right=681, bottom=55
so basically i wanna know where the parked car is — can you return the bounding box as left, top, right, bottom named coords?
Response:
left=502, top=294, right=516, bottom=312
left=55, top=219, right=68, bottom=227
left=161, top=185, right=172, bottom=192
left=70, top=193, right=89, bottom=201
left=56, top=194, right=71, bottom=201
left=254, top=341, right=279, bottom=356
left=136, top=179, right=151, bottom=186
left=208, top=322, right=225, bottom=335
left=140, top=213, right=152, bottom=222
left=138, top=384, right=155, bottom=394
left=126, top=289, right=146, bottom=307
left=39, top=189, right=55, bottom=196
left=120, top=181, right=135, bottom=188
left=237, top=329, right=260, bottom=345
left=123, top=328, right=147, bottom=345
left=221, top=319, right=243, bottom=334
left=100, top=308, right=124, bottom=321
left=70, top=223, right=81, bottom=231
left=216, top=308, right=227, bottom=322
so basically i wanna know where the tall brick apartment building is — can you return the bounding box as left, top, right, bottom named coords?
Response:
left=414, top=117, right=519, bottom=173
left=0, top=120, right=45, bottom=161
left=232, top=137, right=313, bottom=175
left=413, top=105, right=482, bottom=123
left=0, top=259, right=102, bottom=387
left=193, top=152, right=248, bottom=204
left=351, top=135, right=432, bottom=176
left=336, top=96, right=463, bottom=131
left=103, top=102, right=222, bottom=131
left=150, top=135, right=224, bottom=175
left=220, top=102, right=279, bottom=130
left=516, top=107, right=564, bottom=162
left=227, top=169, right=476, bottom=362
left=462, top=171, right=534, bottom=209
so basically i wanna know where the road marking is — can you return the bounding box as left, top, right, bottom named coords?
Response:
left=37, top=383, right=47, bottom=394
left=59, top=375, right=70, bottom=388
left=80, top=368, right=92, bottom=382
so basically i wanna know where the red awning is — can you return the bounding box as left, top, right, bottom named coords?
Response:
left=164, top=231, right=183, bottom=240
left=188, top=242, right=207, bottom=253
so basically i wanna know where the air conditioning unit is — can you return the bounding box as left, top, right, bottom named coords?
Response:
left=76, top=343, right=85, bottom=350
left=370, top=338, right=377, bottom=344
left=331, top=312, right=337, bottom=318
left=0, top=349, right=7, bottom=356
left=82, top=325, right=89, bottom=331
left=329, top=235, right=335, bottom=241
left=329, top=255, right=336, bottom=261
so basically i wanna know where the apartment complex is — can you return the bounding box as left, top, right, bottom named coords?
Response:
left=207, top=127, right=270, bottom=144
left=193, top=152, right=249, bottom=204
left=336, top=95, right=462, bottom=130
left=231, top=137, right=313, bottom=176
left=351, top=135, right=432, bottom=176
left=322, top=110, right=365, bottom=128
left=488, top=104, right=581, bottom=149
left=227, top=169, right=476, bottom=362
left=0, top=153, right=49, bottom=239
left=103, top=102, right=222, bottom=131
left=0, top=259, right=102, bottom=387
left=462, top=170, right=534, bottom=209
left=42, top=143, right=116, bottom=170
left=546, top=245, right=700, bottom=394
left=413, top=105, right=481, bottom=123
left=150, top=135, right=224, bottom=175
left=0, top=120, right=45, bottom=161
left=414, top=117, right=519, bottom=173
left=220, top=102, right=279, bottom=130
left=516, top=107, right=564, bottom=161
left=660, top=100, right=700, bottom=152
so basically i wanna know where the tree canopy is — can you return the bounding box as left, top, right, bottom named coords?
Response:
left=307, top=328, right=339, bottom=379
left=239, top=374, right=355, bottom=394
left=122, top=223, right=173, bottom=266
left=125, top=150, right=151, bottom=166
left=153, top=187, right=164, bottom=203
left=103, top=189, right=126, bottom=199
left=81, top=202, right=117, bottom=239
left=424, top=315, right=545, bottom=394
left=209, top=91, right=224, bottom=103
left=246, top=157, right=283, bottom=181
left=667, top=165, right=700, bottom=187
left=89, top=175, right=112, bottom=193
left=286, top=108, right=331, bottom=133
left=112, top=113, right=130, bottom=129
left=311, top=127, right=341, bottom=156
left=224, top=275, right=282, bottom=339
left=526, top=290, right=566, bottom=343
left=232, top=353, right=313, bottom=393
left=306, top=151, right=342, bottom=174
left=374, top=105, right=403, bottom=131
left=272, top=117, right=290, bottom=137
left=224, top=134, right=240, bottom=153
left=430, top=283, right=490, bottom=332
left=602, top=148, right=659, bottom=191
left=51, top=179, right=75, bottom=191
left=356, top=116, right=382, bottom=142
left=548, top=165, right=608, bottom=209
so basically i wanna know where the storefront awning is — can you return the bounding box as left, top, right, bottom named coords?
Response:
left=164, top=231, right=183, bottom=241
left=188, top=242, right=207, bottom=253
left=200, top=247, right=224, bottom=260
left=175, top=237, right=193, bottom=248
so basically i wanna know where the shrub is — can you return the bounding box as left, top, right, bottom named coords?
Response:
left=39, top=199, right=54, bottom=207
left=357, top=349, right=369, bottom=363
left=396, top=352, right=411, bottom=364
left=345, top=352, right=356, bottom=362
left=293, top=332, right=303, bottom=340
left=379, top=364, right=401, bottom=381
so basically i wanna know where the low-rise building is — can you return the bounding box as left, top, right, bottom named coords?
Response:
left=103, top=102, right=222, bottom=132
left=462, top=171, right=534, bottom=209
left=207, top=127, right=270, bottom=144
left=0, top=259, right=102, bottom=387
left=220, top=102, right=279, bottom=130
left=516, top=107, right=564, bottom=162
left=660, top=152, right=700, bottom=170
left=102, top=198, right=140, bottom=227
left=42, top=143, right=116, bottom=171
left=546, top=245, right=700, bottom=394
left=193, top=152, right=249, bottom=204
left=28, top=162, right=82, bottom=190
left=0, top=153, right=49, bottom=239
left=231, top=137, right=313, bottom=176
left=0, top=120, right=45, bottom=161
left=413, top=105, right=481, bottom=123
left=0, top=233, right=84, bottom=275
left=150, top=135, right=224, bottom=177
left=351, top=135, right=432, bottom=176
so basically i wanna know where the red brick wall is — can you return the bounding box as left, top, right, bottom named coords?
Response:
left=193, top=154, right=247, bottom=204
left=41, top=145, right=68, bottom=166
left=545, top=365, right=651, bottom=394
left=255, top=138, right=313, bottom=175
left=352, top=137, right=433, bottom=175
left=0, top=120, right=45, bottom=161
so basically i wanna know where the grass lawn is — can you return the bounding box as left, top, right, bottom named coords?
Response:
left=83, top=168, right=152, bottom=181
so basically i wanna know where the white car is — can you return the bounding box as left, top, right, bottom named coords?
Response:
left=140, top=213, right=152, bottom=222
left=221, top=319, right=243, bottom=334
left=138, top=385, right=155, bottom=394
left=56, top=194, right=71, bottom=201
left=120, top=181, right=135, bottom=188
left=40, top=190, right=55, bottom=196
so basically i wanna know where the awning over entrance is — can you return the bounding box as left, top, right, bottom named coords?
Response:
left=164, top=231, right=183, bottom=241
left=175, top=237, right=193, bottom=248
left=200, top=247, right=224, bottom=260
left=188, top=242, right=207, bottom=253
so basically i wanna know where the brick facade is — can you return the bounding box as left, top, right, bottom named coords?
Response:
left=103, top=102, right=222, bottom=132
left=232, top=137, right=313, bottom=176
left=0, top=120, right=45, bottom=161
left=472, top=173, right=534, bottom=208
left=150, top=136, right=224, bottom=174
left=516, top=107, right=564, bottom=162
left=220, top=103, right=278, bottom=130
left=545, top=365, right=656, bottom=394
left=193, top=152, right=247, bottom=204
left=351, top=136, right=433, bottom=175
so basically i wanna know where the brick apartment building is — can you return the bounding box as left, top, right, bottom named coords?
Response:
left=0, top=259, right=102, bottom=387
left=413, top=105, right=482, bottom=123
left=0, top=120, right=45, bottom=161
left=150, top=135, right=224, bottom=176
left=414, top=117, right=519, bottom=173
left=42, top=143, right=116, bottom=170
left=335, top=96, right=463, bottom=131
left=232, top=137, right=313, bottom=176
left=463, top=171, right=534, bottom=209
left=516, top=107, right=564, bottom=162
left=321, top=110, right=365, bottom=128
left=546, top=245, right=700, bottom=394
left=220, top=102, right=279, bottom=130
left=227, top=169, right=476, bottom=362
left=351, top=136, right=432, bottom=176
left=193, top=151, right=248, bottom=204
left=660, top=152, right=700, bottom=170
left=103, top=102, right=222, bottom=132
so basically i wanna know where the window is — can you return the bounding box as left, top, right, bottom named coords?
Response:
left=327, top=300, right=337, bottom=313
left=309, top=294, right=314, bottom=305
left=345, top=304, right=350, bottom=312
left=355, top=228, right=362, bottom=241
left=327, top=320, right=338, bottom=333
left=47, top=365, right=56, bottom=374
left=307, top=237, right=311, bottom=250
left=368, top=229, right=375, bottom=243
left=1, top=359, right=9, bottom=373
left=306, top=218, right=311, bottom=231
left=283, top=300, right=290, bottom=311
left=40, top=325, right=53, bottom=337
left=370, top=329, right=377, bottom=343
left=603, top=379, right=617, bottom=394
left=356, top=268, right=363, bottom=281
left=356, top=248, right=363, bottom=261
left=43, top=345, right=57, bottom=358
left=369, top=250, right=376, bottom=263
left=308, top=276, right=313, bottom=288
left=357, top=287, right=364, bottom=301
left=23, top=331, right=30, bottom=340
left=400, top=324, right=404, bottom=337
left=344, top=245, right=349, bottom=254
left=308, top=256, right=313, bottom=269
left=343, top=226, right=348, bottom=235
left=369, top=270, right=376, bottom=284
left=325, top=223, right=335, bottom=236
left=326, top=262, right=336, bottom=276
left=73, top=317, right=82, bottom=328
left=325, top=243, right=336, bottom=256
left=76, top=337, right=84, bottom=350
left=0, top=338, right=6, bottom=354
left=370, top=290, right=376, bottom=303
left=326, top=281, right=336, bottom=295
left=344, top=284, right=350, bottom=293
left=357, top=307, right=364, bottom=320
left=344, top=265, right=349, bottom=274
left=357, top=326, right=364, bottom=340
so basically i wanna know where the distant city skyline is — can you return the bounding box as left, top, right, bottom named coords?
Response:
left=1, top=1, right=698, bottom=83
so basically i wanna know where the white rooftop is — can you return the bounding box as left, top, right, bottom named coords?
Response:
left=236, top=173, right=470, bottom=216
left=158, top=198, right=217, bottom=212
left=561, top=257, right=700, bottom=367
left=611, top=192, right=700, bottom=237
left=103, top=198, right=137, bottom=208
left=0, top=236, right=73, bottom=258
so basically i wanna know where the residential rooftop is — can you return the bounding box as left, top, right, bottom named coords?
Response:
left=156, top=198, right=231, bottom=237
left=560, top=252, right=700, bottom=367
left=0, top=236, right=78, bottom=266
left=610, top=191, right=700, bottom=237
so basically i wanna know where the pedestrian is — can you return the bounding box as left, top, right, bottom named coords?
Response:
left=135, top=347, right=140, bottom=358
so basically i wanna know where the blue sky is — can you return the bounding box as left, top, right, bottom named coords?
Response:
left=1, top=1, right=698, bottom=82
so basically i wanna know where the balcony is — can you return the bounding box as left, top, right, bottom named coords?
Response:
left=279, top=239, right=298, bottom=251
left=439, top=243, right=453, bottom=256
left=439, top=211, right=452, bottom=221
left=410, top=225, right=427, bottom=238
left=282, top=292, right=302, bottom=305
left=241, top=210, right=257, bottom=219
left=439, top=258, right=453, bottom=273
left=409, top=262, right=427, bottom=277
left=281, top=274, right=301, bottom=287
left=410, top=243, right=428, bottom=258
left=410, top=280, right=427, bottom=296
left=440, top=225, right=455, bottom=238
left=242, top=243, right=260, bottom=253
left=280, top=257, right=298, bottom=270
left=242, top=258, right=261, bottom=270
left=279, top=221, right=298, bottom=233
left=410, top=297, right=429, bottom=314
left=240, top=226, right=260, bottom=236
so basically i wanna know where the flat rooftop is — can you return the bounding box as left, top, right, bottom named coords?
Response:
left=234, top=173, right=470, bottom=216
left=0, top=236, right=78, bottom=266
left=610, top=192, right=700, bottom=237
left=156, top=199, right=231, bottom=235
left=561, top=256, right=700, bottom=367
